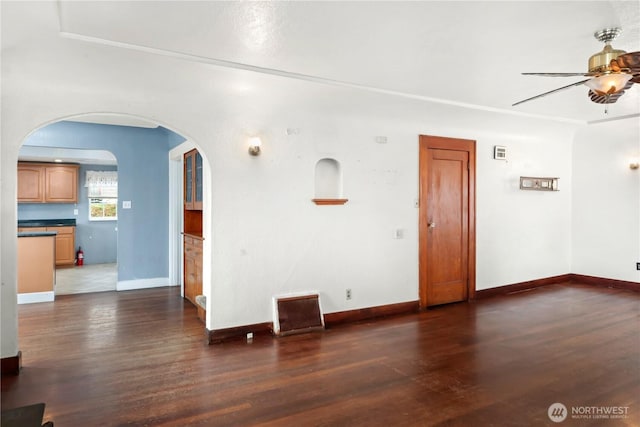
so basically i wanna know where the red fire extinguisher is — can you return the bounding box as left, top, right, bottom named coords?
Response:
left=76, top=247, right=84, bottom=266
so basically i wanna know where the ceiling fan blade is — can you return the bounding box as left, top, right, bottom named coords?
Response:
left=512, top=79, right=591, bottom=106
left=612, top=51, right=640, bottom=71
left=522, top=72, right=593, bottom=77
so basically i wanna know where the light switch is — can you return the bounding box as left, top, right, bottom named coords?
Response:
left=122, top=201, right=132, bottom=209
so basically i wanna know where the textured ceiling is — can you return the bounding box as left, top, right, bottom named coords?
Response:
left=55, top=1, right=640, bottom=124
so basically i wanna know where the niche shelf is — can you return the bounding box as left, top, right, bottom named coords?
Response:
left=312, top=158, right=348, bottom=205
left=312, top=198, right=349, bottom=205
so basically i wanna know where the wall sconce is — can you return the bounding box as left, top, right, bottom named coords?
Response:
left=248, top=137, right=262, bottom=156
left=630, top=158, right=639, bottom=170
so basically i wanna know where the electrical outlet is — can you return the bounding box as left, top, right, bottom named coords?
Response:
left=636, top=262, right=640, bottom=271
left=346, top=289, right=352, bottom=300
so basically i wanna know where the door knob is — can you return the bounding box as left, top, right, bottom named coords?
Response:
left=428, top=222, right=436, bottom=229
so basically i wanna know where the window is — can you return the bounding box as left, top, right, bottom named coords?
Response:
left=86, top=171, right=118, bottom=221
left=89, top=198, right=117, bottom=220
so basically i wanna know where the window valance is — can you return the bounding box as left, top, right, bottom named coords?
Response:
left=85, top=171, right=118, bottom=198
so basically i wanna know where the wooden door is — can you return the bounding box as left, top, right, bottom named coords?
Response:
left=419, top=135, right=475, bottom=308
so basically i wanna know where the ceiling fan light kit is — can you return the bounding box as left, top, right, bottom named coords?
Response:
left=513, top=28, right=640, bottom=108
left=584, top=73, right=633, bottom=96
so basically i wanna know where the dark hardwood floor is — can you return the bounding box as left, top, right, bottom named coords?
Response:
left=2, top=282, right=638, bottom=426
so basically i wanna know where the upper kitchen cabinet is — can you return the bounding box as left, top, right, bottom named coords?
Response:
left=18, top=162, right=79, bottom=203
left=17, top=163, right=45, bottom=202
left=184, top=149, right=203, bottom=210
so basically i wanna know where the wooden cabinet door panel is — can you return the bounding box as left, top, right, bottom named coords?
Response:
left=183, top=236, right=203, bottom=306
left=46, top=226, right=76, bottom=266
left=45, top=166, right=78, bottom=203
left=17, top=165, right=44, bottom=202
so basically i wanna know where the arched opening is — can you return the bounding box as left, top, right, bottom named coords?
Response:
left=314, top=158, right=343, bottom=199
left=13, top=112, right=212, bottom=324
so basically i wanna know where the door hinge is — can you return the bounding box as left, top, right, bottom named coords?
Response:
left=467, top=161, right=470, bottom=171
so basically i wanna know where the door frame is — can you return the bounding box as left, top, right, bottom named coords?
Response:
left=418, top=135, right=476, bottom=308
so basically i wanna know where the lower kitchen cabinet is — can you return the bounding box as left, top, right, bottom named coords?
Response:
left=18, top=226, right=76, bottom=266
left=50, top=226, right=75, bottom=266
left=184, top=234, right=203, bottom=306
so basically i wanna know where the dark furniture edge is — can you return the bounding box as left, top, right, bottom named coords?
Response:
left=1, top=351, right=22, bottom=376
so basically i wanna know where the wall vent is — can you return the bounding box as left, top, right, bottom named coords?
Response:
left=273, top=293, right=324, bottom=336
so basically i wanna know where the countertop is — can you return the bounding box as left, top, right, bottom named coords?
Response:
left=18, top=219, right=76, bottom=227
left=18, top=231, right=57, bottom=238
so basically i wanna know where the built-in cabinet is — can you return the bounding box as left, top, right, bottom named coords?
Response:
left=18, top=162, right=79, bottom=203
left=183, top=234, right=203, bottom=306
left=183, top=149, right=204, bottom=312
left=184, top=149, right=203, bottom=210
left=18, top=226, right=76, bottom=266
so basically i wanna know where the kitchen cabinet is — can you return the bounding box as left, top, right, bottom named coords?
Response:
left=18, top=225, right=76, bottom=266
left=17, top=162, right=79, bottom=203
left=49, top=226, right=76, bottom=266
left=183, top=149, right=203, bottom=210
left=17, top=233, right=56, bottom=303
left=183, top=234, right=203, bottom=306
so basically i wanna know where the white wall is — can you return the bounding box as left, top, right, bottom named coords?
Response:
left=572, top=121, right=640, bottom=282
left=0, top=1, right=612, bottom=357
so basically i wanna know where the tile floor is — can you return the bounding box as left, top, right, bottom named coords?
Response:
left=55, top=263, right=117, bottom=295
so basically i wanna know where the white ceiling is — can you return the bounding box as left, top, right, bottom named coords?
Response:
left=19, top=146, right=117, bottom=165
left=55, top=1, right=640, bottom=125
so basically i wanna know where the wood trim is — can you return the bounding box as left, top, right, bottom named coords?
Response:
left=419, top=135, right=476, bottom=307
left=1, top=351, right=22, bottom=375
left=207, top=322, right=273, bottom=345
left=570, top=274, right=640, bottom=292
left=474, top=274, right=572, bottom=299
left=475, top=274, right=639, bottom=299
left=324, top=300, right=419, bottom=327
left=312, top=199, right=349, bottom=205
left=206, top=301, right=418, bottom=343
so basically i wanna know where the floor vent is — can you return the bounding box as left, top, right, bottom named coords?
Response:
left=274, top=294, right=324, bottom=336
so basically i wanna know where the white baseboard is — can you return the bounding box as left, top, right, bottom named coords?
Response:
left=18, top=291, right=54, bottom=304
left=116, top=277, right=172, bottom=291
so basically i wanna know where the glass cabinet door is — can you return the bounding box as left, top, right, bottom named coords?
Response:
left=195, top=151, right=203, bottom=208
left=184, top=152, right=193, bottom=208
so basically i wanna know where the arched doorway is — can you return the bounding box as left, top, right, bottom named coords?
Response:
left=13, top=112, right=211, bottom=319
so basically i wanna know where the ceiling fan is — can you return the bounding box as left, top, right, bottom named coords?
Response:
left=513, top=28, right=640, bottom=107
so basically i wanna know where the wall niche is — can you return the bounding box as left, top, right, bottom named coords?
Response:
left=312, top=158, right=348, bottom=205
